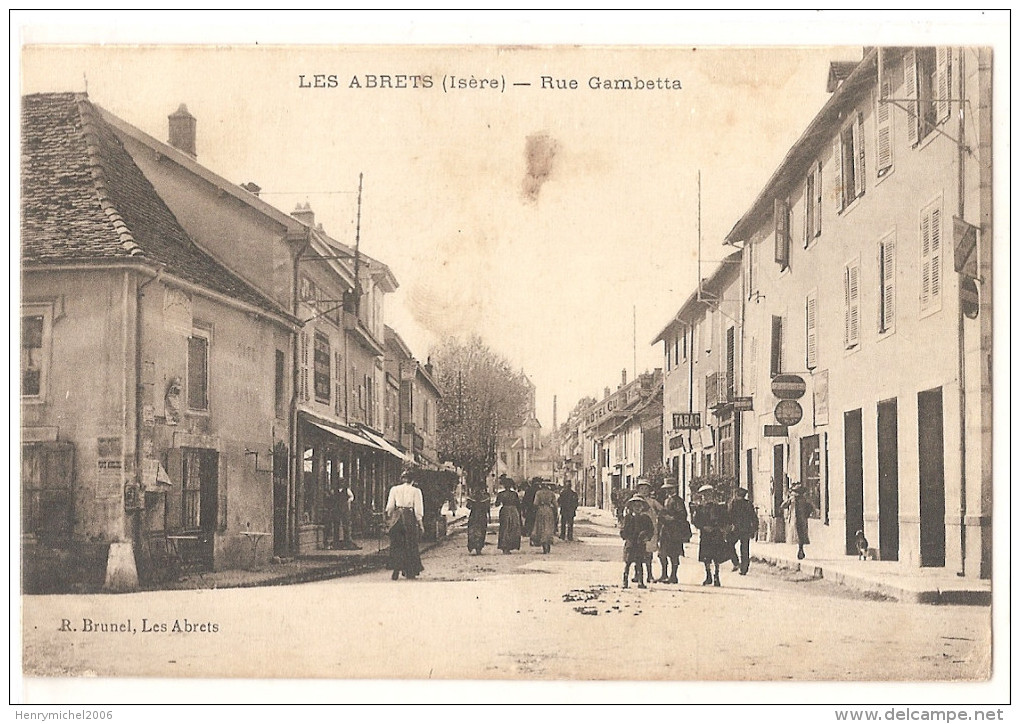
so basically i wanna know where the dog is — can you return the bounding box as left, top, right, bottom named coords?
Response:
left=854, top=530, right=869, bottom=560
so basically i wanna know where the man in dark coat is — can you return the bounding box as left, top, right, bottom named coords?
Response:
left=557, top=482, right=579, bottom=540
left=727, top=487, right=759, bottom=575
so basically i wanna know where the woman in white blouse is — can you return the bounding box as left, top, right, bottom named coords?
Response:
left=386, top=468, right=425, bottom=580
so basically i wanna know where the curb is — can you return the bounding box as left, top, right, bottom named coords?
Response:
left=751, top=553, right=991, bottom=606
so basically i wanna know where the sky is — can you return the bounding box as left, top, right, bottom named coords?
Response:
left=14, top=11, right=1002, bottom=431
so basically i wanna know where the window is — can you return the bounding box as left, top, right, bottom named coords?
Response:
left=879, top=232, right=897, bottom=332
left=674, top=334, right=680, bottom=368
left=275, top=349, right=286, bottom=419
left=770, top=315, right=783, bottom=377
left=187, top=328, right=210, bottom=411
left=682, top=326, right=688, bottom=360
left=665, top=339, right=672, bottom=371
left=22, top=310, right=49, bottom=398
left=774, top=198, right=790, bottom=268
left=905, top=48, right=951, bottom=145
left=844, top=260, right=861, bottom=349
left=313, top=332, right=331, bottom=404
left=805, top=292, right=818, bottom=370
left=804, top=162, right=822, bottom=246
left=364, top=373, right=374, bottom=426
left=725, top=326, right=735, bottom=401
left=876, top=79, right=894, bottom=177
left=835, top=112, right=866, bottom=211
left=920, top=200, right=943, bottom=314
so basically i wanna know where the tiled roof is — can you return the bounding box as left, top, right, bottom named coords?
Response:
left=21, top=92, right=290, bottom=318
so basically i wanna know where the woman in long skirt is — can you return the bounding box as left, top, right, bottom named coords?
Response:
left=495, top=477, right=522, bottom=554
left=386, top=470, right=425, bottom=580
left=466, top=490, right=490, bottom=555
left=691, top=485, right=731, bottom=587
left=530, top=482, right=558, bottom=554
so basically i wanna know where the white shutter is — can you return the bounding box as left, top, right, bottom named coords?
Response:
left=880, top=234, right=896, bottom=331
left=904, top=49, right=919, bottom=146
left=853, top=112, right=866, bottom=199
left=930, top=206, right=942, bottom=302
left=936, top=47, right=951, bottom=123
left=814, top=161, right=823, bottom=237
left=920, top=210, right=932, bottom=310
left=845, top=262, right=860, bottom=348
left=833, top=136, right=844, bottom=211
left=803, top=172, right=813, bottom=247
left=300, top=332, right=310, bottom=402
left=805, top=292, right=818, bottom=369
left=876, top=80, right=893, bottom=177
left=774, top=198, right=790, bottom=266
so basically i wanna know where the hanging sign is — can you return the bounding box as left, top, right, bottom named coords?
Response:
left=771, top=374, right=807, bottom=399
left=775, top=399, right=804, bottom=426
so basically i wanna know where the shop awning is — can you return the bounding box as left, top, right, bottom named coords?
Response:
left=307, top=420, right=385, bottom=452
left=358, top=428, right=411, bottom=463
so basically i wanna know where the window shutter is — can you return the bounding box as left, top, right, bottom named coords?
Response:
left=876, top=80, right=893, bottom=177
left=770, top=315, right=783, bottom=377
left=774, top=198, right=789, bottom=266
left=814, top=161, right=823, bottom=237
left=745, top=242, right=755, bottom=299
left=726, top=326, right=735, bottom=400
left=853, top=112, right=866, bottom=199
left=300, top=332, right=310, bottom=402
left=936, top=47, right=951, bottom=123
left=805, top=293, right=818, bottom=369
left=880, top=235, right=896, bottom=331
left=833, top=137, right=844, bottom=212
left=904, top=49, right=919, bottom=146
left=845, top=262, right=860, bottom=347
left=920, top=210, right=932, bottom=309
left=930, top=207, right=942, bottom=302
left=334, top=351, right=343, bottom=416
left=803, top=172, right=813, bottom=248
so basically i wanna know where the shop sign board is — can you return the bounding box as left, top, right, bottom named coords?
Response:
left=771, top=374, right=807, bottom=400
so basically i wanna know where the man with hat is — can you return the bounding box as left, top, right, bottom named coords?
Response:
left=727, top=487, right=759, bottom=575
left=655, top=482, right=692, bottom=584
left=557, top=481, right=579, bottom=541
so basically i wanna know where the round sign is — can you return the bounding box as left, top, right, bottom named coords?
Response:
left=771, top=374, right=807, bottom=400
left=775, top=399, right=803, bottom=426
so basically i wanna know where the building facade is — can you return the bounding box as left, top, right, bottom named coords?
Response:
left=21, top=93, right=297, bottom=590
left=720, top=48, right=990, bottom=577
left=654, top=252, right=744, bottom=499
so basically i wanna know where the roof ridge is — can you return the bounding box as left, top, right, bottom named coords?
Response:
left=73, top=95, right=144, bottom=258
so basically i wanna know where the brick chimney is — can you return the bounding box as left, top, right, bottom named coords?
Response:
left=168, top=104, right=196, bottom=157
left=240, top=182, right=261, bottom=197
left=621, top=368, right=628, bottom=387
left=292, top=202, right=315, bottom=227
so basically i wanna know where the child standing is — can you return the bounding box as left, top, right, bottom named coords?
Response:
left=620, top=498, right=655, bottom=589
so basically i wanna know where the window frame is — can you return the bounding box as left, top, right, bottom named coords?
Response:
left=187, top=324, right=212, bottom=413
left=21, top=303, right=52, bottom=402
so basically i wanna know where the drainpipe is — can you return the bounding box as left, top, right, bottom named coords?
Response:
left=290, top=229, right=312, bottom=555
left=955, top=47, right=967, bottom=577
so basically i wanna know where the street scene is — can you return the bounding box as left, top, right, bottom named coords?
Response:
left=21, top=508, right=991, bottom=681
left=15, top=18, right=1007, bottom=707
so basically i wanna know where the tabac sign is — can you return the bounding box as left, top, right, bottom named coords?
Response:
left=673, top=412, right=701, bottom=430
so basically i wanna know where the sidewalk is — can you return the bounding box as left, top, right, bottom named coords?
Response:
left=749, top=540, right=991, bottom=605
left=157, top=511, right=469, bottom=591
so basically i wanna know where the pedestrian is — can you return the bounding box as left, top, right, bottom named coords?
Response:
left=495, top=476, right=523, bottom=554
left=632, top=480, right=664, bottom=583
left=385, top=467, right=425, bottom=580
left=522, top=478, right=539, bottom=540
left=324, top=486, right=340, bottom=549
left=781, top=481, right=814, bottom=560
left=331, top=482, right=359, bottom=550
left=691, top=484, right=731, bottom=587
left=728, top=488, right=759, bottom=575
left=655, top=483, right=691, bottom=584
left=465, top=488, right=490, bottom=555
left=557, top=482, right=579, bottom=541
left=530, top=481, right=558, bottom=554
left=611, top=488, right=628, bottom=527
left=620, top=497, right=654, bottom=589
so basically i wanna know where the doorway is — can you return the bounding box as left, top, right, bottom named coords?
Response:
left=843, top=409, right=864, bottom=555
left=877, top=398, right=900, bottom=561
left=181, top=448, right=219, bottom=568
left=918, top=388, right=946, bottom=567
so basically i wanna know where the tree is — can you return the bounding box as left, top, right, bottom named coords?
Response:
left=430, top=335, right=532, bottom=490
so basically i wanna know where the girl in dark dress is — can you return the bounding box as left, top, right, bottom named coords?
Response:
left=691, top=485, right=731, bottom=587
left=656, top=484, right=691, bottom=584
left=495, top=478, right=523, bottom=554
left=466, top=490, right=490, bottom=555
left=620, top=498, right=654, bottom=589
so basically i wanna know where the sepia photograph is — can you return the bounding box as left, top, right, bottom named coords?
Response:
left=11, top=10, right=1010, bottom=713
